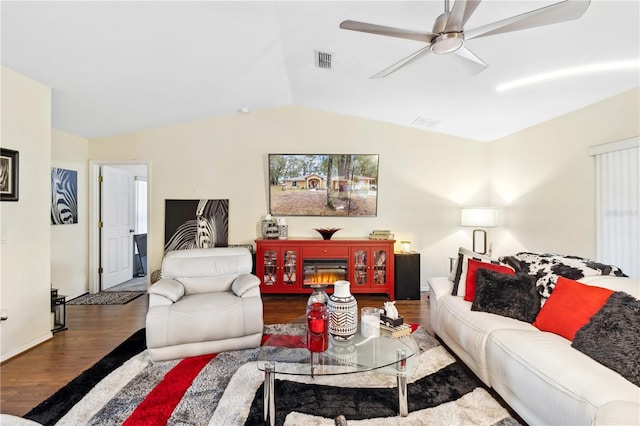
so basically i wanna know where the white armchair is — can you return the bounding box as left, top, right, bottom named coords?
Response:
left=146, top=247, right=263, bottom=362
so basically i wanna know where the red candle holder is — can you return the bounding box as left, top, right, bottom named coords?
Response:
left=307, top=302, right=329, bottom=353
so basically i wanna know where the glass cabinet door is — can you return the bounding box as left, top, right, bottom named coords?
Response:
left=262, top=250, right=278, bottom=287
left=372, top=249, right=388, bottom=286
left=262, top=249, right=278, bottom=287
left=282, top=249, right=297, bottom=287
left=353, top=249, right=368, bottom=287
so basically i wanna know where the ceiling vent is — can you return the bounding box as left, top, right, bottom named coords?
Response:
left=315, top=51, right=332, bottom=69
left=410, top=116, right=442, bottom=128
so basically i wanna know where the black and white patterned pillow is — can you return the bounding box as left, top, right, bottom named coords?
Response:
left=451, top=247, right=494, bottom=297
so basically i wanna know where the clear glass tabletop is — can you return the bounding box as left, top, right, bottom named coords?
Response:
left=257, top=317, right=418, bottom=377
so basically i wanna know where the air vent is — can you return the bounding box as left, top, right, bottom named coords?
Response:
left=315, top=50, right=332, bottom=69
left=410, top=116, right=442, bottom=128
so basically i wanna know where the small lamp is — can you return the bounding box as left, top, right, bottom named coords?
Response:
left=461, top=208, right=501, bottom=255
left=400, top=241, right=411, bottom=253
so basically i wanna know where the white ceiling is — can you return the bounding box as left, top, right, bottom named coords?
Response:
left=2, top=1, right=638, bottom=141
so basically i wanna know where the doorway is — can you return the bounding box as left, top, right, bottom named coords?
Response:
left=89, top=161, right=150, bottom=293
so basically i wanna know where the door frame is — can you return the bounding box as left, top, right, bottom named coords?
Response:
left=89, top=160, right=151, bottom=294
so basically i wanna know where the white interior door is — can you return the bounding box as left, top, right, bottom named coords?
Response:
left=101, top=165, right=135, bottom=289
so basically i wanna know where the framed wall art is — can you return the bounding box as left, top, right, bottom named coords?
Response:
left=164, top=199, right=229, bottom=252
left=0, top=148, right=19, bottom=202
left=268, top=154, right=379, bottom=216
left=51, top=167, right=78, bottom=224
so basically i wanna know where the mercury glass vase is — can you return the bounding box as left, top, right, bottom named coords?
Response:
left=328, top=280, right=358, bottom=341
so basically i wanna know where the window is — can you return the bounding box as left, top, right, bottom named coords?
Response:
left=590, top=137, right=639, bottom=278
left=134, top=177, right=147, bottom=234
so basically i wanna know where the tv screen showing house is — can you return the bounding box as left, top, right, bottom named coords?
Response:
left=268, top=154, right=379, bottom=217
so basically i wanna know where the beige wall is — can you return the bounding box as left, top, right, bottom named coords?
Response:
left=89, top=89, right=639, bottom=286
left=489, top=87, right=640, bottom=259
left=51, top=129, right=89, bottom=299
left=89, top=106, right=490, bottom=283
left=0, top=67, right=52, bottom=361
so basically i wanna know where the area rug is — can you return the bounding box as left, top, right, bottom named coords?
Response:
left=25, top=325, right=521, bottom=426
left=66, top=291, right=146, bottom=305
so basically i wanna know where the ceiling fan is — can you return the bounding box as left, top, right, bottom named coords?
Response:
left=339, top=0, right=591, bottom=78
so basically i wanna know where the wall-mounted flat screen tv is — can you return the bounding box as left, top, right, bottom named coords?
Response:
left=268, top=154, right=379, bottom=216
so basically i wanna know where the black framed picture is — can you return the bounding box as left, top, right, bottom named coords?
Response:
left=0, top=148, right=19, bottom=202
left=164, top=199, right=229, bottom=252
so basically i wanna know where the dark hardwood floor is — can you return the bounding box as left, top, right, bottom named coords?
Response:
left=0, top=292, right=431, bottom=417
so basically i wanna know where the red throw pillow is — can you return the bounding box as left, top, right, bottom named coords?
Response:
left=533, top=276, right=614, bottom=340
left=464, top=258, right=515, bottom=302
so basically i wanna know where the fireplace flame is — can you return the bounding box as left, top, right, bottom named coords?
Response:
left=305, top=272, right=345, bottom=285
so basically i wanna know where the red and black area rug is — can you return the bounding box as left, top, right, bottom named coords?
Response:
left=24, top=325, right=521, bottom=425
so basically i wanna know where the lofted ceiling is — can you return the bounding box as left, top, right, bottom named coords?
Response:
left=1, top=1, right=638, bottom=142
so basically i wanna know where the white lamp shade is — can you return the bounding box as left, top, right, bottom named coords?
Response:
left=461, top=208, right=501, bottom=227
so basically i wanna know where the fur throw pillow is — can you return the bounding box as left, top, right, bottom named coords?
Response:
left=572, top=291, right=640, bottom=387
left=471, top=269, right=540, bottom=323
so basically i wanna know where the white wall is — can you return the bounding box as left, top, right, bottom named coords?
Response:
left=51, top=129, right=89, bottom=299
left=0, top=67, right=53, bottom=361
left=89, top=106, right=489, bottom=284
left=489, top=87, right=640, bottom=259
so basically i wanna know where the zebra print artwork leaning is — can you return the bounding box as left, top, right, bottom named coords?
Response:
left=164, top=199, right=229, bottom=253
left=51, top=167, right=78, bottom=224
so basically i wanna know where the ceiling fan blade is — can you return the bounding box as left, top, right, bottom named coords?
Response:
left=452, top=46, right=488, bottom=74
left=445, top=0, right=482, bottom=32
left=464, top=0, right=590, bottom=40
left=340, top=20, right=435, bottom=43
left=371, top=45, right=432, bottom=79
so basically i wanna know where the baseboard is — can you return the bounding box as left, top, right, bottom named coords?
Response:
left=0, top=331, right=53, bottom=363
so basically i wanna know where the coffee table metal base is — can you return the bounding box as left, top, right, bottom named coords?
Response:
left=264, top=363, right=275, bottom=426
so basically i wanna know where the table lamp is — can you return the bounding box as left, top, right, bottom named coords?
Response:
left=461, top=208, right=501, bottom=255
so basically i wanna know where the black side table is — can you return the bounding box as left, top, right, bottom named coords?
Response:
left=394, top=252, right=421, bottom=300
left=51, top=289, right=67, bottom=333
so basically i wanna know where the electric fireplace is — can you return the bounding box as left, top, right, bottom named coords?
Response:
left=303, top=258, right=348, bottom=286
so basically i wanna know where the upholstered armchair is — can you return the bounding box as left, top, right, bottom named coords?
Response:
left=146, top=247, right=263, bottom=362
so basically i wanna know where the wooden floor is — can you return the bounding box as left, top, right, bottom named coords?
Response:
left=0, top=292, right=431, bottom=417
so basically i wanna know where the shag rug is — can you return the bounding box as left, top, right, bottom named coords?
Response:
left=25, top=325, right=522, bottom=426
left=66, top=291, right=146, bottom=305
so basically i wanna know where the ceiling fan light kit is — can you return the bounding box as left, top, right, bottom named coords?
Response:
left=431, top=33, right=464, bottom=55
left=340, top=0, right=591, bottom=78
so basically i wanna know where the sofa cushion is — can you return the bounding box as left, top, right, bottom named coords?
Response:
left=579, top=275, right=640, bottom=298
left=464, top=259, right=515, bottom=302
left=435, top=290, right=536, bottom=385
left=471, top=269, right=540, bottom=322
left=572, top=291, right=640, bottom=387
left=533, top=277, right=613, bottom=340
left=164, top=292, right=261, bottom=346
left=486, top=329, right=640, bottom=426
left=451, top=247, right=493, bottom=297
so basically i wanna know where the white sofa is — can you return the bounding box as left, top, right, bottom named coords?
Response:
left=146, top=247, right=263, bottom=362
left=428, top=275, right=640, bottom=426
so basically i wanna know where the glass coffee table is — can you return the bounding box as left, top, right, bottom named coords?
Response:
left=257, top=318, right=418, bottom=425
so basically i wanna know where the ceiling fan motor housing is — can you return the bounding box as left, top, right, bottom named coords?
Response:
left=432, top=32, right=464, bottom=54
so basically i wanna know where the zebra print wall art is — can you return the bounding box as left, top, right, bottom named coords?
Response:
left=51, top=167, right=78, bottom=224
left=0, top=148, right=19, bottom=202
left=164, top=199, right=229, bottom=252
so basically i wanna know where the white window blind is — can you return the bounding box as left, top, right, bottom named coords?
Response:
left=590, top=137, right=640, bottom=278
